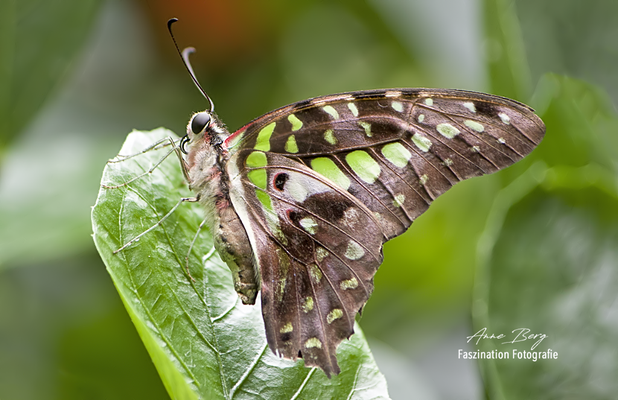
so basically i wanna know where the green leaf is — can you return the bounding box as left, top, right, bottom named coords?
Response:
left=91, top=129, right=389, bottom=400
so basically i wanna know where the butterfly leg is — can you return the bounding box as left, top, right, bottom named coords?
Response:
left=107, top=136, right=178, bottom=163
left=171, top=137, right=191, bottom=183
left=102, top=137, right=182, bottom=189
left=106, top=135, right=200, bottom=282
left=113, top=196, right=199, bottom=254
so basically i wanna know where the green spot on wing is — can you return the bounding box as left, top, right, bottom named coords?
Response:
left=347, top=102, right=359, bottom=117
left=344, top=240, right=365, bottom=260
left=322, top=105, right=339, bottom=119
left=345, top=150, right=380, bottom=184
left=246, top=151, right=267, bottom=168
left=256, top=190, right=273, bottom=211
left=316, top=247, right=329, bottom=262
left=309, top=264, right=322, bottom=283
left=324, top=129, right=337, bottom=145
left=255, top=122, right=276, bottom=151
left=381, top=142, right=411, bottom=168
left=463, top=102, right=476, bottom=113
left=248, top=169, right=267, bottom=189
left=311, top=157, right=351, bottom=190
left=305, top=337, right=322, bottom=348
left=327, top=309, right=343, bottom=324
left=284, top=135, right=299, bottom=153
left=340, top=277, right=359, bottom=290
left=280, top=322, right=293, bottom=333
left=393, top=193, right=405, bottom=207
left=302, top=297, right=314, bottom=313
left=300, top=217, right=318, bottom=234
left=391, top=101, right=403, bottom=112
left=464, top=120, right=485, bottom=132
left=411, top=133, right=432, bottom=152
left=358, top=121, right=372, bottom=137
left=436, top=123, right=460, bottom=139
left=287, top=114, right=303, bottom=131
left=247, top=151, right=268, bottom=189
left=260, top=195, right=286, bottom=245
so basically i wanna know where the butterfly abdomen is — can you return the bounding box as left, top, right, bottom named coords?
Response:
left=213, top=205, right=259, bottom=305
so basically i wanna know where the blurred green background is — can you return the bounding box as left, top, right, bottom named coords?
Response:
left=1, top=0, right=617, bottom=399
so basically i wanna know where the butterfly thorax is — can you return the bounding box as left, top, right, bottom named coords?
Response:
left=185, top=111, right=259, bottom=305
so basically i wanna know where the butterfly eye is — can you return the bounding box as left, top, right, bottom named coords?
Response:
left=191, top=112, right=211, bottom=134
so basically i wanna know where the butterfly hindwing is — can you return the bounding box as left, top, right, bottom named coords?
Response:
left=230, top=152, right=382, bottom=376
left=225, top=88, right=545, bottom=376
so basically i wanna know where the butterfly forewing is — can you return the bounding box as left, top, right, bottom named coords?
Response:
left=226, top=88, right=545, bottom=376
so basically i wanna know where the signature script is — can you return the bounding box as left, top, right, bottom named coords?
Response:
left=467, top=327, right=547, bottom=350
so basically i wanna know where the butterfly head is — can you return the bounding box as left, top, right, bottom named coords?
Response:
left=181, top=109, right=230, bottom=155
left=180, top=111, right=209, bottom=153
left=168, top=19, right=225, bottom=153
left=190, top=111, right=211, bottom=135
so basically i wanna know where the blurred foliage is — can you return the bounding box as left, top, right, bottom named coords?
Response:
left=0, top=253, right=168, bottom=399
left=473, top=75, right=618, bottom=399
left=0, top=0, right=102, bottom=160
left=0, top=0, right=617, bottom=399
left=483, top=183, right=618, bottom=399
left=483, top=0, right=532, bottom=99
left=517, top=0, right=618, bottom=107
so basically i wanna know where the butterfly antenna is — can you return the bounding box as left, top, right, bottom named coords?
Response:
left=167, top=18, right=215, bottom=112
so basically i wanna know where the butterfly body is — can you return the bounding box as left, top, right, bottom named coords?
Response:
left=183, top=112, right=260, bottom=304
left=183, top=88, right=545, bottom=377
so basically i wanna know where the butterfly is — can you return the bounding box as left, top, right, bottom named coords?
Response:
left=122, top=19, right=545, bottom=378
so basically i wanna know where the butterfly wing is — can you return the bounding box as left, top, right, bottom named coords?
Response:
left=228, top=151, right=384, bottom=376
left=225, top=88, right=545, bottom=376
